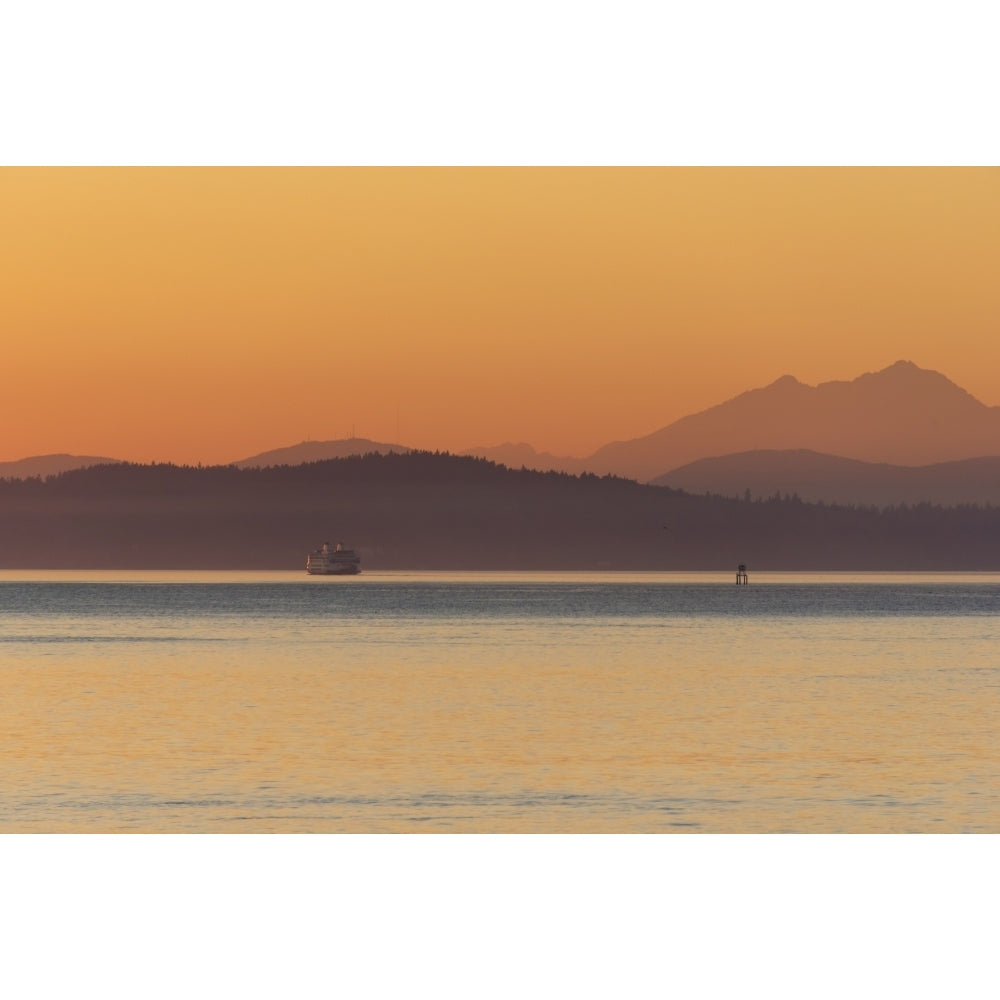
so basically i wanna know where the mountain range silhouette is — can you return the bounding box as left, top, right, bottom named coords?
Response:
left=5, top=362, right=1000, bottom=508
left=228, top=361, right=1000, bottom=483
left=583, top=360, right=1000, bottom=482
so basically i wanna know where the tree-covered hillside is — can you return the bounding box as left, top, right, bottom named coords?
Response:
left=2, top=451, right=999, bottom=569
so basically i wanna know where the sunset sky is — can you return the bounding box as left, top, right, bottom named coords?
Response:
left=2, top=167, right=998, bottom=465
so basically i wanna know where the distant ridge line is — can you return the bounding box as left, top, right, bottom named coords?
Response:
left=651, top=448, right=1000, bottom=507
left=232, top=437, right=411, bottom=468
left=0, top=453, right=121, bottom=480
left=8, top=361, right=1000, bottom=487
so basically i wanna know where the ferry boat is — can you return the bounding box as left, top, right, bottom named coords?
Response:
left=306, top=541, right=361, bottom=575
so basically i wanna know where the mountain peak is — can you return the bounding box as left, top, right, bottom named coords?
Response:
left=853, top=360, right=979, bottom=401
left=861, top=359, right=952, bottom=383
left=868, top=359, right=933, bottom=380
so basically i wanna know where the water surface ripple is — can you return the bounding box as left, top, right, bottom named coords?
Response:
left=1, top=573, right=997, bottom=831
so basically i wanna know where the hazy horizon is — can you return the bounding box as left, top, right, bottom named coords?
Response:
left=3, top=168, right=998, bottom=466
left=4, top=356, right=998, bottom=472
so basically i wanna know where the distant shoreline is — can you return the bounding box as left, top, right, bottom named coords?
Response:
left=4, top=567, right=1000, bottom=579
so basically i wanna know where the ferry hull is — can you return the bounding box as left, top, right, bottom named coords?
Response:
left=306, top=563, right=360, bottom=576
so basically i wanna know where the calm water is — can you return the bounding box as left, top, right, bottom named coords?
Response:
left=1, top=571, right=998, bottom=832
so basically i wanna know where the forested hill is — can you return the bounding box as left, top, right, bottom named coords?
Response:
left=2, top=451, right=1000, bottom=570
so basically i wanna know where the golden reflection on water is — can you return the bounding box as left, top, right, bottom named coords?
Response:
left=1, top=573, right=998, bottom=832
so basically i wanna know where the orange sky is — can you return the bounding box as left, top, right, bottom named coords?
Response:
left=2, top=167, right=998, bottom=465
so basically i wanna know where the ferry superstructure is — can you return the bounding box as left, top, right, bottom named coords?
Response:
left=306, top=541, right=361, bottom=575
